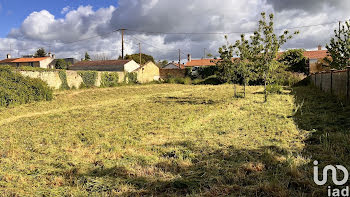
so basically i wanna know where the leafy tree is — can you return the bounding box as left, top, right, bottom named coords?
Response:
left=278, top=49, right=308, bottom=74
left=121, top=53, right=155, bottom=65
left=249, top=12, right=298, bottom=102
left=325, top=21, right=350, bottom=69
left=84, top=52, right=91, bottom=61
left=55, top=59, right=68, bottom=69
left=233, top=34, right=257, bottom=98
left=216, top=36, right=239, bottom=97
left=157, top=60, right=169, bottom=68
left=35, top=48, right=47, bottom=57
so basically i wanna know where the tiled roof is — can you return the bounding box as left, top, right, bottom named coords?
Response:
left=0, top=57, right=50, bottom=64
left=11, top=57, right=49, bottom=63
left=278, top=50, right=329, bottom=60
left=185, top=58, right=239, bottom=67
left=71, top=60, right=133, bottom=71
left=72, top=60, right=131, bottom=67
left=0, top=58, right=19, bottom=64
left=185, top=59, right=218, bottom=67
left=303, top=50, right=328, bottom=59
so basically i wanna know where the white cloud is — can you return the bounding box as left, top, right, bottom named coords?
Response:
left=1, top=0, right=350, bottom=61
left=61, top=6, right=71, bottom=14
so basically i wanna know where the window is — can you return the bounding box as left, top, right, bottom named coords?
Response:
left=29, top=62, right=34, bottom=67
left=16, top=63, right=19, bottom=68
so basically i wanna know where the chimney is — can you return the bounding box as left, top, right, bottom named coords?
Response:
left=187, top=54, right=191, bottom=62
left=6, top=54, right=11, bottom=59
left=318, top=45, right=322, bottom=51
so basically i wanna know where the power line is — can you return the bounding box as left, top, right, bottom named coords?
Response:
left=125, top=20, right=342, bottom=35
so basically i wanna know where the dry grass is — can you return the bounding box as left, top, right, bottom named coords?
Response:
left=0, top=84, right=347, bottom=196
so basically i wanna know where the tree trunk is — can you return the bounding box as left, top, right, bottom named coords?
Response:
left=264, top=71, right=267, bottom=103
left=234, top=83, right=237, bottom=98
left=244, top=81, right=246, bottom=98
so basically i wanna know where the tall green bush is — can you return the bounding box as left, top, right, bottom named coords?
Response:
left=101, top=72, right=119, bottom=87
left=78, top=71, right=98, bottom=88
left=0, top=66, right=53, bottom=107
left=124, top=72, right=138, bottom=84
left=58, top=71, right=70, bottom=90
left=198, top=66, right=219, bottom=79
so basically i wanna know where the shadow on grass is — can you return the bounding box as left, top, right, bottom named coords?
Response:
left=63, top=141, right=317, bottom=196
left=153, top=96, right=218, bottom=105
left=62, top=85, right=350, bottom=196
left=291, top=84, right=350, bottom=195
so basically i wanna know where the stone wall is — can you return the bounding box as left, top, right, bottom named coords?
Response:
left=311, top=69, right=349, bottom=103
left=18, top=70, right=125, bottom=90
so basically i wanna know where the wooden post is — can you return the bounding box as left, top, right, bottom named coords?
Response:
left=330, top=69, right=336, bottom=94
left=178, top=49, right=181, bottom=69
left=120, top=29, right=126, bottom=59
left=314, top=73, right=317, bottom=86
left=139, top=43, right=141, bottom=65
left=347, top=66, right=350, bottom=104
left=320, top=72, right=323, bottom=91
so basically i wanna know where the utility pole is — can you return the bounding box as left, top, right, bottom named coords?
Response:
left=139, top=43, right=142, bottom=65
left=120, top=29, right=126, bottom=59
left=178, top=49, right=181, bottom=68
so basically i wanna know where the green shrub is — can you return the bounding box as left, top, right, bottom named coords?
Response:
left=185, top=67, right=192, bottom=77
left=58, top=71, right=70, bottom=90
left=0, top=66, right=53, bottom=107
left=101, top=72, right=119, bottom=87
left=195, top=75, right=222, bottom=85
left=55, top=59, right=68, bottom=70
left=17, top=66, right=55, bottom=72
left=266, top=84, right=283, bottom=94
left=165, top=77, right=192, bottom=84
left=183, top=77, right=192, bottom=85
left=271, top=69, right=305, bottom=86
left=198, top=66, right=219, bottom=79
left=124, top=72, right=138, bottom=84
left=78, top=71, right=98, bottom=88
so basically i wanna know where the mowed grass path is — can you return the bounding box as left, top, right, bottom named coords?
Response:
left=0, top=84, right=326, bottom=196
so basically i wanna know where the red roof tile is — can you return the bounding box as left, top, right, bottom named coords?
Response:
left=303, top=50, right=328, bottom=59
left=0, top=58, right=19, bottom=64
left=11, top=57, right=50, bottom=63
left=185, top=58, right=240, bottom=67
left=278, top=50, right=329, bottom=60
left=185, top=59, right=218, bottom=67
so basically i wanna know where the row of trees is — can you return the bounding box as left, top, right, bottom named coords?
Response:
left=216, top=13, right=350, bottom=102
left=216, top=12, right=299, bottom=102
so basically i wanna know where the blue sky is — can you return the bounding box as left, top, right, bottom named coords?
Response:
left=0, top=0, right=118, bottom=37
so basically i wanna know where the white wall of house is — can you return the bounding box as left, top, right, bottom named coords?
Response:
left=39, top=57, right=55, bottom=68
left=124, top=60, right=140, bottom=72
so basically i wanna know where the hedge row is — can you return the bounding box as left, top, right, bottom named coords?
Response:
left=0, top=66, right=53, bottom=107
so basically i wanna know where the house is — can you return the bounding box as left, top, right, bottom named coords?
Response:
left=0, top=53, right=55, bottom=69
left=135, top=61, right=160, bottom=83
left=163, top=62, right=185, bottom=69
left=303, top=46, right=329, bottom=73
left=277, top=46, right=329, bottom=74
left=185, top=46, right=329, bottom=74
left=70, top=59, right=140, bottom=72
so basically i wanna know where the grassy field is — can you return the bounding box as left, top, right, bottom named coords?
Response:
left=0, top=84, right=349, bottom=196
